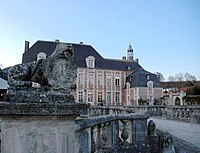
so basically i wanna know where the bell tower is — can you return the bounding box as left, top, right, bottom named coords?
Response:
left=127, top=43, right=134, bottom=62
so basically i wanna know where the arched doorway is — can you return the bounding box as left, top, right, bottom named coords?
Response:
left=175, top=97, right=181, bottom=105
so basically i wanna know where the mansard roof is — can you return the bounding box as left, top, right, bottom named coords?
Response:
left=126, top=69, right=161, bottom=88
left=22, top=40, right=142, bottom=71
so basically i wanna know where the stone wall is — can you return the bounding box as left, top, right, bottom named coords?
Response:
left=1, top=117, right=79, bottom=153
left=0, top=101, right=89, bottom=153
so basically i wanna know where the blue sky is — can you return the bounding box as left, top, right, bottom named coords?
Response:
left=0, top=0, right=200, bottom=80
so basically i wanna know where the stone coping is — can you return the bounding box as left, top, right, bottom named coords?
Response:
left=75, top=113, right=149, bottom=131
left=0, top=101, right=89, bottom=116
left=157, top=129, right=200, bottom=153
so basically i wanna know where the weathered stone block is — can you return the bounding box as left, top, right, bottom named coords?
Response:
left=132, top=120, right=147, bottom=142
left=1, top=117, right=79, bottom=153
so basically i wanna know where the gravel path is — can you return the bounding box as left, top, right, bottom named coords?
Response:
left=150, top=117, right=200, bottom=149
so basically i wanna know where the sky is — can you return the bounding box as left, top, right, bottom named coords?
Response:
left=0, top=0, right=200, bottom=80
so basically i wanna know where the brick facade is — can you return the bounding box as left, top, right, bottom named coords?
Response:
left=22, top=40, right=163, bottom=106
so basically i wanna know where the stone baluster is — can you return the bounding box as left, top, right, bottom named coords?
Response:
left=120, top=120, right=129, bottom=146
left=101, top=123, right=108, bottom=148
left=91, top=126, right=96, bottom=153
left=174, top=108, right=177, bottom=118
left=101, top=108, right=103, bottom=115
left=185, top=108, right=190, bottom=118
left=95, top=124, right=102, bottom=152
left=105, top=122, right=111, bottom=147
left=180, top=108, right=183, bottom=118
left=183, top=108, right=187, bottom=118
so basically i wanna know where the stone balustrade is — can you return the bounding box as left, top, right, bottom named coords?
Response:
left=75, top=113, right=150, bottom=153
left=88, top=105, right=200, bottom=124
left=0, top=102, right=177, bottom=153
left=165, top=105, right=200, bottom=123
left=129, top=105, right=200, bottom=123
left=88, top=105, right=134, bottom=116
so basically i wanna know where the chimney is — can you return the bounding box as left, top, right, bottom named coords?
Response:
left=24, top=41, right=29, bottom=52
left=135, top=58, right=139, bottom=63
left=122, top=56, right=126, bottom=60
left=55, top=39, right=60, bottom=43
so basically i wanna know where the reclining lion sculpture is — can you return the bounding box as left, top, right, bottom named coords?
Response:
left=7, top=43, right=77, bottom=103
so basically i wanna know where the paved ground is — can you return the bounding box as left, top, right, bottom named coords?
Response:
left=150, top=117, right=200, bottom=149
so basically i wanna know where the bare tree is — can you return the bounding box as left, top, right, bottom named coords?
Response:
left=155, top=72, right=165, bottom=81
left=175, top=73, right=184, bottom=81
left=168, top=75, right=175, bottom=81
left=184, top=72, right=196, bottom=81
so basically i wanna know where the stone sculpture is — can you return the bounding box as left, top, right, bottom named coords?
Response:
left=6, top=43, right=77, bottom=103
left=159, top=131, right=176, bottom=153
left=147, top=120, right=156, bottom=136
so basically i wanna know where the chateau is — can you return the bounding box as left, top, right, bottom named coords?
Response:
left=22, top=40, right=163, bottom=105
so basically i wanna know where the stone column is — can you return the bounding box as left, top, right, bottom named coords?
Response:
left=0, top=102, right=89, bottom=153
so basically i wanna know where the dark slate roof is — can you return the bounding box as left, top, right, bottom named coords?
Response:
left=22, top=41, right=57, bottom=63
left=126, top=69, right=161, bottom=88
left=22, top=40, right=143, bottom=71
left=1, top=67, right=9, bottom=80
left=104, top=59, right=142, bottom=71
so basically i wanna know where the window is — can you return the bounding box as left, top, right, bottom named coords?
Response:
left=78, top=91, right=83, bottom=102
left=147, top=81, right=153, bottom=95
left=88, top=60, right=93, bottom=68
left=115, top=78, right=120, bottom=86
left=98, top=92, right=103, bottom=102
left=85, top=56, right=95, bottom=68
left=106, top=92, right=112, bottom=105
left=126, top=82, right=130, bottom=93
left=126, top=82, right=131, bottom=105
left=107, top=77, right=112, bottom=87
left=98, top=75, right=103, bottom=86
left=88, top=73, right=94, bottom=85
left=115, top=92, right=120, bottom=103
left=88, top=91, right=93, bottom=102
left=78, top=73, right=83, bottom=85
left=37, top=52, right=46, bottom=60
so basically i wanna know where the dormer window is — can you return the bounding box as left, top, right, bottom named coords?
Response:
left=86, top=56, right=95, bottom=68
left=147, top=75, right=150, bottom=80
left=37, top=52, right=46, bottom=60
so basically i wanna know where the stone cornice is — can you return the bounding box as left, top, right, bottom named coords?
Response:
left=0, top=102, right=89, bottom=116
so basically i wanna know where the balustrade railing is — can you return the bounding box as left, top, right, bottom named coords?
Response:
left=166, top=105, right=200, bottom=123
left=88, top=105, right=200, bottom=123
left=75, top=113, right=150, bottom=153
left=88, top=105, right=134, bottom=116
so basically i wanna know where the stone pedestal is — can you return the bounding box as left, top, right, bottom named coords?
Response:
left=0, top=101, right=89, bottom=153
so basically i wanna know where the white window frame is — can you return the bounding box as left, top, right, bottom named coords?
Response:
left=78, top=73, right=84, bottom=85
left=98, top=74, right=103, bottom=86
left=78, top=91, right=83, bottom=102
left=88, top=73, right=94, bottom=85
left=37, top=52, right=46, bottom=60
left=87, top=91, right=93, bottom=103
left=106, top=76, right=112, bottom=87
left=106, top=92, right=112, bottom=105
left=85, top=56, right=95, bottom=68
left=147, top=81, right=154, bottom=101
left=115, top=92, right=120, bottom=104
left=98, top=91, right=103, bottom=103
